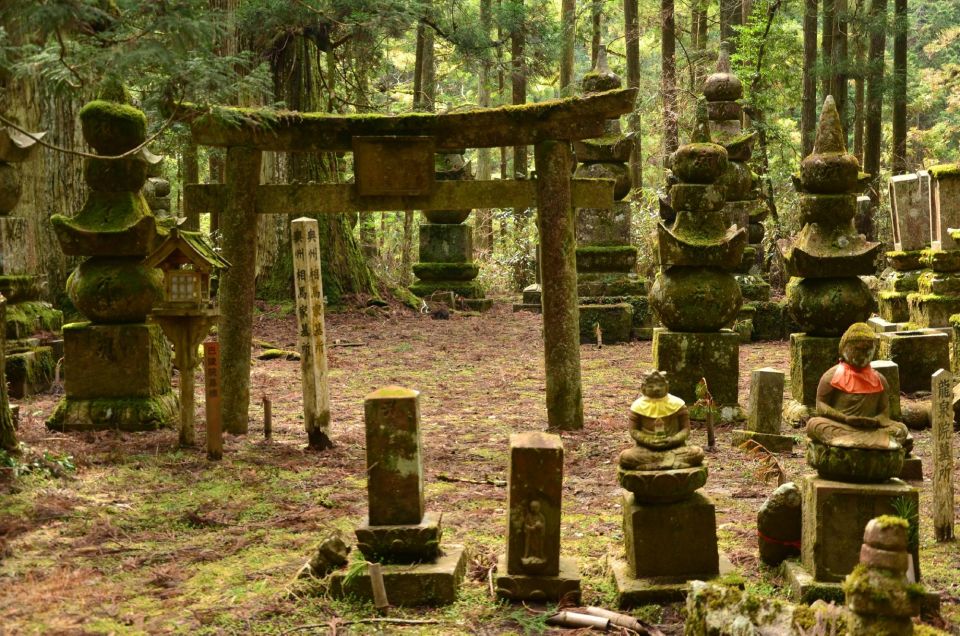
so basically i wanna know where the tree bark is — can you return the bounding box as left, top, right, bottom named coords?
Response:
left=661, top=0, right=679, bottom=156
left=802, top=0, right=819, bottom=156
left=591, top=0, right=603, bottom=67
left=512, top=0, right=531, bottom=289
left=560, top=0, right=576, bottom=94
left=891, top=0, right=907, bottom=174
left=822, top=0, right=835, bottom=101
left=721, top=0, right=743, bottom=50
left=475, top=0, right=494, bottom=252
left=833, top=0, right=849, bottom=131
left=853, top=0, right=866, bottom=161
left=863, top=0, right=887, bottom=239
left=183, top=141, right=200, bottom=230
left=625, top=0, right=642, bottom=189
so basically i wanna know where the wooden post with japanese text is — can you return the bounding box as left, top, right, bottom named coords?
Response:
left=203, top=340, right=223, bottom=461
left=291, top=217, right=333, bottom=450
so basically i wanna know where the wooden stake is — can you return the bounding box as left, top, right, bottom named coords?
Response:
left=263, top=397, right=272, bottom=440
left=368, top=562, right=389, bottom=613
left=203, top=340, right=222, bottom=461
left=932, top=368, right=955, bottom=542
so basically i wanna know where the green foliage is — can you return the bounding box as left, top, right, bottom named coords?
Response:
left=891, top=496, right=920, bottom=552
left=0, top=444, right=75, bottom=479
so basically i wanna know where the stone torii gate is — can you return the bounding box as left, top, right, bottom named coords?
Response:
left=181, top=88, right=637, bottom=435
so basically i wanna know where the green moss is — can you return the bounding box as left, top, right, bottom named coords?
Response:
left=257, top=348, right=299, bottom=361
left=412, top=262, right=479, bottom=282
left=929, top=163, right=960, bottom=179
left=5, top=301, right=63, bottom=340
left=79, top=100, right=147, bottom=155
left=874, top=515, right=909, bottom=529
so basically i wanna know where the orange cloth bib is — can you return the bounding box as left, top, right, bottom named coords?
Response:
left=829, top=361, right=883, bottom=394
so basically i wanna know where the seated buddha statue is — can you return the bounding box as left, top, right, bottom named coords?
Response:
left=806, top=322, right=911, bottom=481
left=619, top=370, right=705, bottom=471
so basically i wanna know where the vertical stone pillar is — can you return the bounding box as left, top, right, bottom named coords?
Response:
left=291, top=217, right=332, bottom=450
left=495, top=432, right=580, bottom=602
left=535, top=140, right=583, bottom=431
left=908, top=166, right=960, bottom=327
left=932, top=368, right=955, bottom=541
left=732, top=367, right=792, bottom=452
left=217, top=146, right=262, bottom=434
left=880, top=175, right=926, bottom=323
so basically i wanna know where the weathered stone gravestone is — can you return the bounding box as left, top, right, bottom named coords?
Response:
left=495, top=432, right=581, bottom=602
left=870, top=360, right=923, bottom=481
left=779, top=98, right=878, bottom=423
left=46, top=89, right=178, bottom=431
left=931, top=368, right=955, bottom=542
left=330, top=386, right=466, bottom=605
left=610, top=371, right=729, bottom=606
left=651, top=102, right=745, bottom=418
left=784, top=324, right=920, bottom=603
left=880, top=175, right=928, bottom=323
left=732, top=367, right=793, bottom=453
left=878, top=329, right=949, bottom=394
left=0, top=127, right=63, bottom=399
left=291, top=217, right=332, bottom=450
left=573, top=47, right=648, bottom=343
left=909, top=165, right=960, bottom=326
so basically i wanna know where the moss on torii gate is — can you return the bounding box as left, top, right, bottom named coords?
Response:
left=181, top=88, right=637, bottom=440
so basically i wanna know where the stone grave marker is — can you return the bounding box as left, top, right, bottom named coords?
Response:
left=932, top=368, right=955, bottom=541
left=890, top=174, right=927, bottom=251
left=330, top=386, right=466, bottom=606
left=732, top=367, right=793, bottom=452
left=291, top=217, right=332, bottom=450
left=495, top=432, right=581, bottom=602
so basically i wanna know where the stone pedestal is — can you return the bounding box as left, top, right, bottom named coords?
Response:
left=878, top=329, right=950, bottom=393
left=513, top=283, right=543, bottom=313
left=579, top=302, right=633, bottom=344
left=495, top=554, right=581, bottom=603
left=653, top=328, right=740, bottom=419
left=47, top=322, right=178, bottom=431
left=732, top=367, right=794, bottom=452
left=611, top=489, right=729, bottom=606
left=784, top=334, right=840, bottom=426
left=329, top=545, right=467, bottom=606
left=879, top=250, right=923, bottom=323
left=784, top=475, right=919, bottom=602
left=908, top=247, right=960, bottom=327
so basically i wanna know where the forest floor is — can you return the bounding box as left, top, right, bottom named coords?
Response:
left=1, top=299, right=959, bottom=635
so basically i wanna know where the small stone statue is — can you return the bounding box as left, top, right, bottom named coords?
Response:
left=619, top=370, right=704, bottom=471
left=521, top=499, right=546, bottom=569
left=806, top=323, right=912, bottom=482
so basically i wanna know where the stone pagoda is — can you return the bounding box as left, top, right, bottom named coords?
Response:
left=651, top=101, right=746, bottom=418
left=46, top=86, right=178, bottom=431
left=573, top=46, right=649, bottom=343
left=0, top=127, right=64, bottom=399
left=610, top=371, right=726, bottom=606
left=703, top=43, right=770, bottom=339
left=410, top=151, right=490, bottom=311
left=779, top=96, right=879, bottom=420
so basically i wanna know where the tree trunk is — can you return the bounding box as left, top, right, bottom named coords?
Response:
left=512, top=0, right=531, bottom=290
left=891, top=0, right=907, bottom=174
left=862, top=0, right=887, bottom=239
left=183, top=141, right=200, bottom=230
left=833, top=0, right=849, bottom=130
left=0, top=299, right=15, bottom=453
left=802, top=0, right=819, bottom=155
left=560, top=0, right=576, bottom=94
left=721, top=0, right=742, bottom=50
left=822, top=0, right=835, bottom=101
left=475, top=0, right=494, bottom=253
left=625, top=0, right=642, bottom=189
left=661, top=0, right=679, bottom=157
left=591, top=0, right=603, bottom=67
left=853, top=0, right=865, bottom=160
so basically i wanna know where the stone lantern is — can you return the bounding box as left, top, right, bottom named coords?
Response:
left=144, top=223, right=229, bottom=447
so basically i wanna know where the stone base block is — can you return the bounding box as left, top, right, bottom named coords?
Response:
left=580, top=295, right=651, bottom=340
left=730, top=429, right=795, bottom=453
left=623, top=490, right=719, bottom=578
left=6, top=300, right=63, bottom=340
left=879, top=292, right=910, bottom=323
left=512, top=303, right=542, bottom=314
left=790, top=334, right=840, bottom=406
left=494, top=554, right=581, bottom=603
left=577, top=272, right=647, bottom=297
left=900, top=455, right=923, bottom=481
left=521, top=284, right=541, bottom=305
left=618, top=467, right=708, bottom=504
left=355, top=512, right=441, bottom=563
left=419, top=224, right=471, bottom=263
left=801, top=476, right=919, bottom=583
left=579, top=303, right=633, bottom=344
left=908, top=293, right=960, bottom=327
left=610, top=554, right=739, bottom=608
left=45, top=393, right=179, bottom=432
left=6, top=346, right=55, bottom=398
left=878, top=329, right=951, bottom=393
left=61, top=322, right=173, bottom=399
left=653, top=329, right=739, bottom=409
left=751, top=300, right=789, bottom=341
left=735, top=274, right=771, bottom=302
left=329, top=544, right=467, bottom=607
left=460, top=298, right=493, bottom=312
left=576, top=245, right=637, bottom=273
left=410, top=280, right=483, bottom=299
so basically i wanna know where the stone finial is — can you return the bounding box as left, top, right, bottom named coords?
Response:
left=716, top=41, right=732, bottom=74
left=813, top=95, right=846, bottom=154
left=703, top=43, right=742, bottom=103
left=581, top=45, right=621, bottom=93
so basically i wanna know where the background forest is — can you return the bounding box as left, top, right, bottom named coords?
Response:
left=1, top=0, right=960, bottom=305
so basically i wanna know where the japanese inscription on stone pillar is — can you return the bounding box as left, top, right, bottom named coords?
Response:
left=292, top=217, right=332, bottom=447
left=932, top=368, right=955, bottom=541
left=203, top=340, right=222, bottom=460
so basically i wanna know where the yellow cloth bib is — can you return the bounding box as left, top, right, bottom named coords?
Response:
left=630, top=394, right=685, bottom=418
